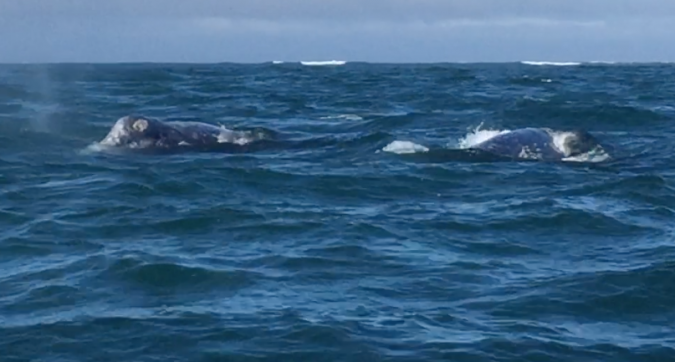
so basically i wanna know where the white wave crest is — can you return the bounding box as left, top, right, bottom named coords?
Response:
left=300, top=60, right=347, bottom=66
left=382, top=140, right=429, bottom=154
left=319, top=114, right=363, bottom=121
left=521, top=61, right=581, bottom=66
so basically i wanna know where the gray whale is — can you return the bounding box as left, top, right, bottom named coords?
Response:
left=97, top=115, right=274, bottom=152
left=471, top=127, right=603, bottom=161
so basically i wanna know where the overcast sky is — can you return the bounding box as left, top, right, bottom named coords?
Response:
left=1, top=0, right=674, bottom=63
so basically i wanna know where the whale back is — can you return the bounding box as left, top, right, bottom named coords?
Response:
left=99, top=116, right=222, bottom=149
left=472, top=128, right=563, bottom=161
left=161, top=121, right=224, bottom=145
left=97, top=115, right=280, bottom=154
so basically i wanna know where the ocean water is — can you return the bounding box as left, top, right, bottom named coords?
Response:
left=1, top=61, right=674, bottom=361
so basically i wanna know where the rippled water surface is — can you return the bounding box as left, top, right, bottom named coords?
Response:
left=1, top=62, right=674, bottom=361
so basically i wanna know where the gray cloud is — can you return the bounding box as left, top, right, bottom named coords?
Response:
left=2, top=0, right=675, bottom=22
left=0, top=0, right=674, bottom=63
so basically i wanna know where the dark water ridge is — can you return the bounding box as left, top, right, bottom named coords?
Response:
left=1, top=62, right=674, bottom=361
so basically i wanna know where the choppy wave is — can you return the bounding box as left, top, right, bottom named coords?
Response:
left=2, top=62, right=675, bottom=361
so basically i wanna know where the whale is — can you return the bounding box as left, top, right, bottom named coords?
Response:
left=470, top=127, right=604, bottom=161
left=96, top=115, right=275, bottom=153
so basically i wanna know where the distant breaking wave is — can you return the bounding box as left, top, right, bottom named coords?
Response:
left=521, top=61, right=581, bottom=66
left=300, top=60, right=347, bottom=66
left=522, top=60, right=630, bottom=66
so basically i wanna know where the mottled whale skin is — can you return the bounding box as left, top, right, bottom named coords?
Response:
left=471, top=127, right=600, bottom=161
left=97, top=115, right=273, bottom=153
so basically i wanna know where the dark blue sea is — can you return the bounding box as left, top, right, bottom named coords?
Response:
left=1, top=61, right=674, bottom=362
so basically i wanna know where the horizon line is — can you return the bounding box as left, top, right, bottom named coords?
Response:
left=1, top=60, right=674, bottom=66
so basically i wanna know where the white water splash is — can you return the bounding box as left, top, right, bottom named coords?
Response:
left=382, top=140, right=429, bottom=154
left=81, top=142, right=106, bottom=155
left=455, top=123, right=511, bottom=149
left=216, top=126, right=260, bottom=145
